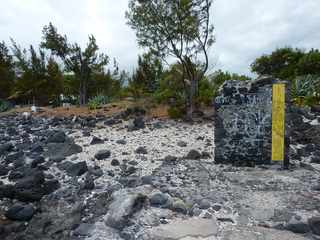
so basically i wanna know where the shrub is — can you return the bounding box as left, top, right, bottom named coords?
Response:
left=88, top=95, right=109, bottom=110
left=167, top=106, right=185, bottom=119
left=292, top=75, right=320, bottom=106
left=0, top=99, right=12, bottom=112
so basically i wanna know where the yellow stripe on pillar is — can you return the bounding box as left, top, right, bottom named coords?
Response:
left=272, top=84, right=285, bottom=161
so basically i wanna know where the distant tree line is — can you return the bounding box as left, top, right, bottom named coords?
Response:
left=0, top=23, right=128, bottom=106
left=252, top=47, right=320, bottom=105
left=1, top=1, right=319, bottom=116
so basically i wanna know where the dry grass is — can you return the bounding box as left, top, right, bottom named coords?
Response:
left=0, top=99, right=172, bottom=119
left=0, top=99, right=214, bottom=120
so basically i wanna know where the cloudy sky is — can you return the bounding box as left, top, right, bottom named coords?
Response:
left=0, top=0, right=319, bottom=76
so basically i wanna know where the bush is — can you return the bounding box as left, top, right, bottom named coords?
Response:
left=292, top=75, right=320, bottom=106
left=88, top=95, right=109, bottom=110
left=167, top=106, right=185, bottom=119
left=0, top=99, right=12, bottom=112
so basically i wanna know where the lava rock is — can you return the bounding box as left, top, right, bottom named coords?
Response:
left=74, top=223, right=94, bottom=237
left=111, top=159, right=120, bottom=166
left=66, top=161, right=88, bottom=176
left=150, top=192, right=169, bottom=206
left=14, top=171, right=60, bottom=202
left=177, top=141, right=187, bottom=147
left=46, top=141, right=82, bottom=159
left=0, top=143, right=13, bottom=156
left=135, top=146, right=147, bottom=155
left=308, top=217, right=320, bottom=235
left=47, top=131, right=66, bottom=143
left=95, top=150, right=111, bottom=160
left=116, top=139, right=127, bottom=145
left=5, top=204, right=35, bottom=221
left=285, top=218, right=310, bottom=234
left=199, top=199, right=211, bottom=210
left=90, top=136, right=104, bottom=145
left=30, top=156, right=45, bottom=168
left=171, top=199, right=188, bottom=214
left=30, top=143, right=44, bottom=153
left=104, top=191, right=147, bottom=230
left=8, top=171, right=25, bottom=181
left=81, top=174, right=95, bottom=190
left=185, top=149, right=202, bottom=160
left=163, top=155, right=178, bottom=165
left=141, top=175, right=154, bottom=185
left=0, top=165, right=9, bottom=176
left=127, top=117, right=145, bottom=131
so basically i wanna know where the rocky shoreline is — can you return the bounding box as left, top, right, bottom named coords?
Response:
left=0, top=107, right=320, bottom=240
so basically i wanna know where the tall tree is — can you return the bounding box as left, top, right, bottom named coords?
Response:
left=0, top=41, right=15, bottom=99
left=41, top=23, right=109, bottom=105
left=131, top=52, right=163, bottom=94
left=126, top=0, right=214, bottom=118
left=251, top=47, right=305, bottom=80
left=11, top=40, right=63, bottom=105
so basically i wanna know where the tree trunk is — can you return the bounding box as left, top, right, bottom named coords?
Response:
left=187, top=78, right=197, bottom=119
left=79, top=77, right=88, bottom=106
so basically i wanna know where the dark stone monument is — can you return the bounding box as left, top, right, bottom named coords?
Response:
left=214, top=76, right=290, bottom=166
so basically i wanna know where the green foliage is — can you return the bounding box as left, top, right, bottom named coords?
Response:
left=41, top=23, right=109, bottom=105
left=251, top=47, right=320, bottom=80
left=126, top=0, right=214, bottom=116
left=296, top=49, right=320, bottom=76
left=205, top=70, right=251, bottom=100
left=88, top=95, right=109, bottom=110
left=292, top=75, right=320, bottom=106
left=168, top=106, right=185, bottom=119
left=0, top=99, right=12, bottom=112
left=0, top=41, right=15, bottom=99
left=11, top=40, right=63, bottom=105
left=129, top=52, right=163, bottom=97
left=154, top=63, right=186, bottom=105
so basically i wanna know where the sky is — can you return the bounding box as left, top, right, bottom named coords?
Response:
left=0, top=0, right=319, bottom=77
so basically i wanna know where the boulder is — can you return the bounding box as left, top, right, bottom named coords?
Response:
left=90, top=136, right=104, bottom=145
left=47, top=131, right=66, bottom=143
left=5, top=204, right=35, bottom=221
left=285, top=218, right=310, bottom=234
left=104, top=191, right=147, bottom=230
left=308, top=217, right=320, bottom=235
left=185, top=149, right=201, bottom=160
left=150, top=192, right=169, bottom=206
left=95, top=150, right=111, bottom=160
left=66, top=161, right=88, bottom=177
left=13, top=171, right=60, bottom=202
left=135, top=146, right=147, bottom=155
left=171, top=199, right=188, bottom=214
left=111, top=159, right=120, bottom=166
left=46, top=141, right=82, bottom=159
left=0, top=143, right=13, bottom=156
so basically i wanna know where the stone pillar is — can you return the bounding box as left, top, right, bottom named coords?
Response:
left=213, top=76, right=290, bottom=166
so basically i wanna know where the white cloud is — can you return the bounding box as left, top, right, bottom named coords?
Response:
left=0, top=0, right=319, bottom=76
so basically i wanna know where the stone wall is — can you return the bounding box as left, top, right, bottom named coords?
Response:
left=214, top=76, right=290, bottom=166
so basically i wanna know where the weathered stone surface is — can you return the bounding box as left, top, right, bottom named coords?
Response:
left=144, top=218, right=218, bottom=240
left=104, top=190, right=147, bottom=230
left=221, top=226, right=310, bottom=240
left=214, top=77, right=290, bottom=165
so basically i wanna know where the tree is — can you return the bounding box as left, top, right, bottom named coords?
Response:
left=41, top=23, right=109, bottom=105
left=130, top=52, right=163, bottom=94
left=297, top=49, right=320, bottom=76
left=126, top=0, right=214, bottom=118
left=251, top=47, right=305, bottom=80
left=11, top=40, right=63, bottom=105
left=0, top=41, right=15, bottom=99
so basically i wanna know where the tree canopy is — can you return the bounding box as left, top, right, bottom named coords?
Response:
left=41, top=23, right=109, bottom=105
left=0, top=41, right=15, bottom=99
left=126, top=0, right=214, bottom=117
